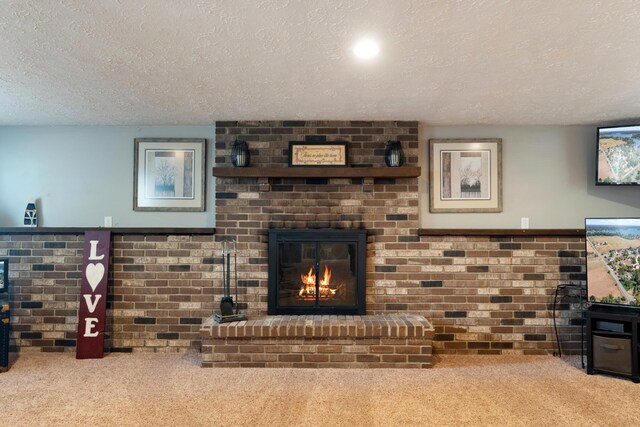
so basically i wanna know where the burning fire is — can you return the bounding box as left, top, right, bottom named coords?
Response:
left=298, top=265, right=338, bottom=299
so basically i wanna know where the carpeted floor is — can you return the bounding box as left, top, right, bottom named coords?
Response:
left=3, top=352, right=639, bottom=426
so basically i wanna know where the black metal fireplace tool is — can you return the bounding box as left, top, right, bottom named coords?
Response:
left=214, top=239, right=247, bottom=323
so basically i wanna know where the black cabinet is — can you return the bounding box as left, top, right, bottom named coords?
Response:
left=586, top=306, right=640, bottom=382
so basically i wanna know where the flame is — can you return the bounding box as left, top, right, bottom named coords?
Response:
left=298, top=265, right=337, bottom=299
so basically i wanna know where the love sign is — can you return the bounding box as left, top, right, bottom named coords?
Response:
left=76, top=231, right=111, bottom=359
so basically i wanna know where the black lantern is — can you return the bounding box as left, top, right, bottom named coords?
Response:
left=231, top=139, right=250, bottom=167
left=384, top=141, right=404, bottom=167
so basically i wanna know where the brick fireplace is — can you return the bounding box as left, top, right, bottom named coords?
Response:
left=203, top=120, right=429, bottom=368
left=213, top=120, right=420, bottom=317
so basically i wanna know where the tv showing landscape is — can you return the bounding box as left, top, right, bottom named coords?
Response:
left=597, top=125, right=640, bottom=185
left=586, top=218, right=640, bottom=306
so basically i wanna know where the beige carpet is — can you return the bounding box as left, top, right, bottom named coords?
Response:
left=3, top=352, right=639, bottom=426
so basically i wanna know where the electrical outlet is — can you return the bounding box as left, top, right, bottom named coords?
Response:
left=520, top=217, right=529, bottom=229
left=104, top=216, right=113, bottom=227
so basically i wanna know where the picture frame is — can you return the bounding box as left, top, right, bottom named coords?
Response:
left=429, top=138, right=502, bottom=213
left=134, top=138, right=206, bottom=212
left=288, top=142, right=348, bottom=167
left=0, top=259, right=8, bottom=293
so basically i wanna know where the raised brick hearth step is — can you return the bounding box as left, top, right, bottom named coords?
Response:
left=200, top=314, right=434, bottom=368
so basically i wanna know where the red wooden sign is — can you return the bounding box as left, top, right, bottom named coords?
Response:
left=76, top=230, right=111, bottom=359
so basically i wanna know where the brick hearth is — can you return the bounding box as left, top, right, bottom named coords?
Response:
left=200, top=314, right=434, bottom=368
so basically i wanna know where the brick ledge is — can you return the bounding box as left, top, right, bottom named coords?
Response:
left=200, top=314, right=434, bottom=339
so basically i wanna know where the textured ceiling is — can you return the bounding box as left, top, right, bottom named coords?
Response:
left=1, top=0, right=640, bottom=125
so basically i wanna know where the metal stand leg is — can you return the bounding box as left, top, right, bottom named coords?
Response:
left=552, top=283, right=585, bottom=368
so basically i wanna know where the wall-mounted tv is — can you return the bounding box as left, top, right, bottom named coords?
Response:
left=586, top=218, right=640, bottom=307
left=597, top=125, right=640, bottom=185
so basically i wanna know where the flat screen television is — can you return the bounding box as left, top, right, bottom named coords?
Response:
left=596, top=125, right=640, bottom=185
left=586, top=218, right=640, bottom=307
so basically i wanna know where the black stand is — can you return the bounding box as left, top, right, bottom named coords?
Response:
left=552, top=283, right=586, bottom=368
left=586, top=305, right=640, bottom=383
left=214, top=313, right=247, bottom=323
left=214, top=239, right=247, bottom=324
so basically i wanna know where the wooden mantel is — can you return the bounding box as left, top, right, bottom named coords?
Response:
left=212, top=166, right=421, bottom=179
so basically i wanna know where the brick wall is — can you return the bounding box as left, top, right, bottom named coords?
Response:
left=2, top=120, right=585, bottom=356
left=215, top=120, right=585, bottom=355
left=1, top=233, right=216, bottom=353
left=419, top=235, right=585, bottom=354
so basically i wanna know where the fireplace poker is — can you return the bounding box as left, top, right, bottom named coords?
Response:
left=215, top=238, right=247, bottom=323
left=220, top=239, right=234, bottom=317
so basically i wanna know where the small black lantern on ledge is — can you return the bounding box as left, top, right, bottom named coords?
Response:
left=231, top=139, right=250, bottom=167
left=384, top=140, right=404, bottom=167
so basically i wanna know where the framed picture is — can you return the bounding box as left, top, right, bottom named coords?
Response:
left=429, top=139, right=502, bottom=213
left=134, top=138, right=206, bottom=211
left=288, top=142, right=348, bottom=167
left=0, top=259, right=7, bottom=293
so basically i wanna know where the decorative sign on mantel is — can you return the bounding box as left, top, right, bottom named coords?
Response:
left=76, top=230, right=111, bottom=359
left=288, top=142, right=348, bottom=167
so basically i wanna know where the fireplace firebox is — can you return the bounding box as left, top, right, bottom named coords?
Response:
left=268, top=229, right=366, bottom=315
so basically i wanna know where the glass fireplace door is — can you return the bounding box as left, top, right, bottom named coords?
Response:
left=277, top=242, right=316, bottom=309
left=276, top=242, right=358, bottom=310
left=268, top=229, right=366, bottom=315
left=316, top=242, right=357, bottom=307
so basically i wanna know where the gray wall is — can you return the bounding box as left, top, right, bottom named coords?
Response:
left=0, top=126, right=215, bottom=227
left=420, top=125, right=640, bottom=229
left=2, top=124, right=638, bottom=229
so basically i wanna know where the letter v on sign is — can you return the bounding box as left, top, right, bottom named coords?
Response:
left=83, top=294, right=102, bottom=313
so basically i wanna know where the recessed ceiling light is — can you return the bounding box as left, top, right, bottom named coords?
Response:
left=353, top=39, right=379, bottom=59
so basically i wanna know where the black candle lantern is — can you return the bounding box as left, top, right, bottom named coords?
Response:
left=231, top=139, right=250, bottom=167
left=384, top=141, right=404, bottom=167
